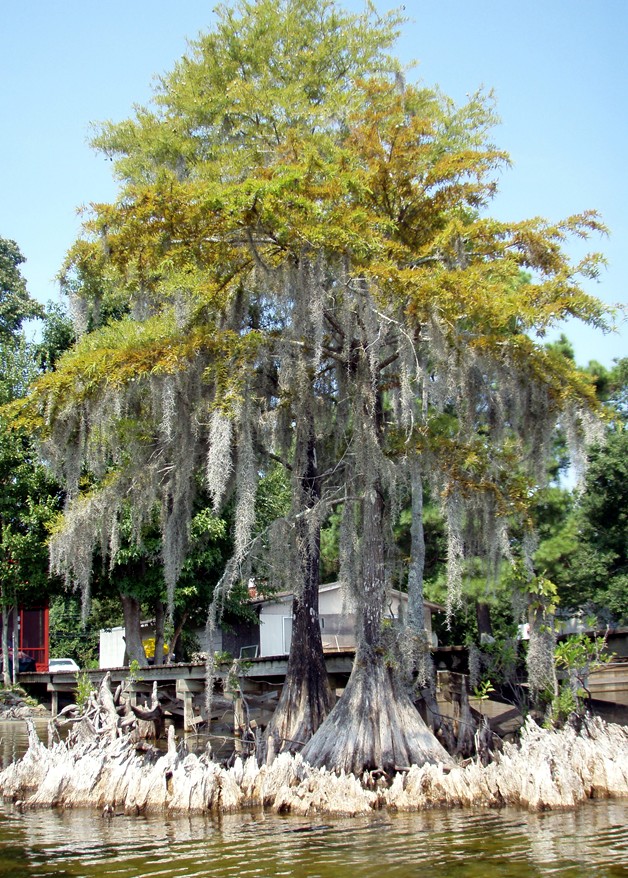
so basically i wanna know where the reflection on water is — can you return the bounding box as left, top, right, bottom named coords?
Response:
left=0, top=719, right=50, bottom=770
left=0, top=721, right=626, bottom=878
left=1, top=801, right=627, bottom=878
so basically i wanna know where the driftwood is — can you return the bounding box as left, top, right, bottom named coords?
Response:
left=1, top=675, right=627, bottom=816
left=46, top=672, right=166, bottom=748
left=129, top=681, right=166, bottom=741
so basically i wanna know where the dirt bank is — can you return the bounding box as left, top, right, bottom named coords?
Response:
left=0, top=688, right=49, bottom=721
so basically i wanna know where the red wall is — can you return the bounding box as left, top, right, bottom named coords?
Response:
left=0, top=606, right=49, bottom=672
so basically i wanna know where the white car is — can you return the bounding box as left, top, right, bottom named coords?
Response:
left=48, top=658, right=80, bottom=673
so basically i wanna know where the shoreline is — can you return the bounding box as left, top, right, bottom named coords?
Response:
left=1, top=714, right=627, bottom=817
left=0, top=688, right=50, bottom=722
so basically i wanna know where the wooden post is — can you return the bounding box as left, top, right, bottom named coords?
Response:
left=176, top=678, right=205, bottom=732
left=233, top=694, right=244, bottom=754
left=183, top=690, right=194, bottom=732
left=128, top=683, right=138, bottom=708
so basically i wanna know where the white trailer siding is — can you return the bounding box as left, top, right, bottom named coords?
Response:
left=99, top=626, right=126, bottom=668
left=257, top=583, right=440, bottom=657
left=259, top=602, right=292, bottom=656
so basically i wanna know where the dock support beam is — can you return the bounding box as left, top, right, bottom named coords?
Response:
left=176, top=679, right=205, bottom=731
left=47, top=681, right=76, bottom=717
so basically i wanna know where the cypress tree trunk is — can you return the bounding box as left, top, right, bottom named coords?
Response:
left=121, top=594, right=148, bottom=667
left=11, top=604, right=18, bottom=686
left=407, top=456, right=449, bottom=742
left=166, top=611, right=187, bottom=665
left=0, top=518, right=10, bottom=687
left=476, top=601, right=493, bottom=639
left=407, top=456, right=428, bottom=637
left=302, top=342, right=451, bottom=774
left=1, top=591, right=10, bottom=687
left=302, top=478, right=450, bottom=774
left=153, top=600, right=166, bottom=665
left=263, top=421, right=333, bottom=759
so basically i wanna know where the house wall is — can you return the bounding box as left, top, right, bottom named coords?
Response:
left=195, top=627, right=223, bottom=656
left=318, top=613, right=356, bottom=649
left=99, top=621, right=157, bottom=668
left=257, top=585, right=437, bottom=657
left=195, top=623, right=260, bottom=659
left=0, top=606, right=49, bottom=672
left=99, top=627, right=127, bottom=669
left=259, top=602, right=292, bottom=656
left=318, top=586, right=353, bottom=615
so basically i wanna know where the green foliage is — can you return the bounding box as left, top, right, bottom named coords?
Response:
left=34, top=301, right=76, bottom=371
left=319, top=513, right=339, bottom=583
left=127, top=659, right=143, bottom=683
left=0, top=334, right=37, bottom=406
left=567, top=428, right=628, bottom=622
left=548, top=632, right=613, bottom=726
left=74, top=670, right=94, bottom=711
left=585, top=356, right=628, bottom=418
left=49, top=595, right=121, bottom=668
left=554, top=631, right=611, bottom=677
left=471, top=634, right=530, bottom=715
left=254, top=464, right=291, bottom=534
left=0, top=260, right=74, bottom=618
left=0, top=237, right=43, bottom=339
left=213, top=650, right=233, bottom=665
left=532, top=497, right=579, bottom=593
left=527, top=574, right=559, bottom=617
left=546, top=685, right=579, bottom=726
left=226, top=656, right=252, bottom=692
left=0, top=361, right=62, bottom=612
left=472, top=678, right=495, bottom=714
left=545, top=333, right=575, bottom=363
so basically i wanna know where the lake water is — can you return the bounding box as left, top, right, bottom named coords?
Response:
left=0, top=720, right=627, bottom=878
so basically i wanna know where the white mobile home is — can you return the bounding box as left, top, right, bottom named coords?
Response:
left=257, top=582, right=442, bottom=658
left=99, top=626, right=128, bottom=669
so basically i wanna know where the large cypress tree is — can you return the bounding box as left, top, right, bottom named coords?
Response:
left=8, top=1, right=610, bottom=771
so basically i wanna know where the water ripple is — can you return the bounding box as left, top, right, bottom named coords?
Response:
left=0, top=799, right=626, bottom=877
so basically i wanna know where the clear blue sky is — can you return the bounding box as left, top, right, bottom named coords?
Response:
left=1, top=0, right=626, bottom=367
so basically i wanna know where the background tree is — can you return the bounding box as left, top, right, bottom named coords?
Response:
left=0, top=239, right=66, bottom=684
left=0, top=238, right=44, bottom=339
left=49, top=593, right=121, bottom=668
left=567, top=428, right=627, bottom=624
left=523, top=355, right=627, bottom=626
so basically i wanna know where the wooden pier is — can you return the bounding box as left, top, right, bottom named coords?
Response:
left=588, top=661, right=628, bottom=712
left=18, top=649, right=628, bottom=738
left=18, top=651, right=357, bottom=732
